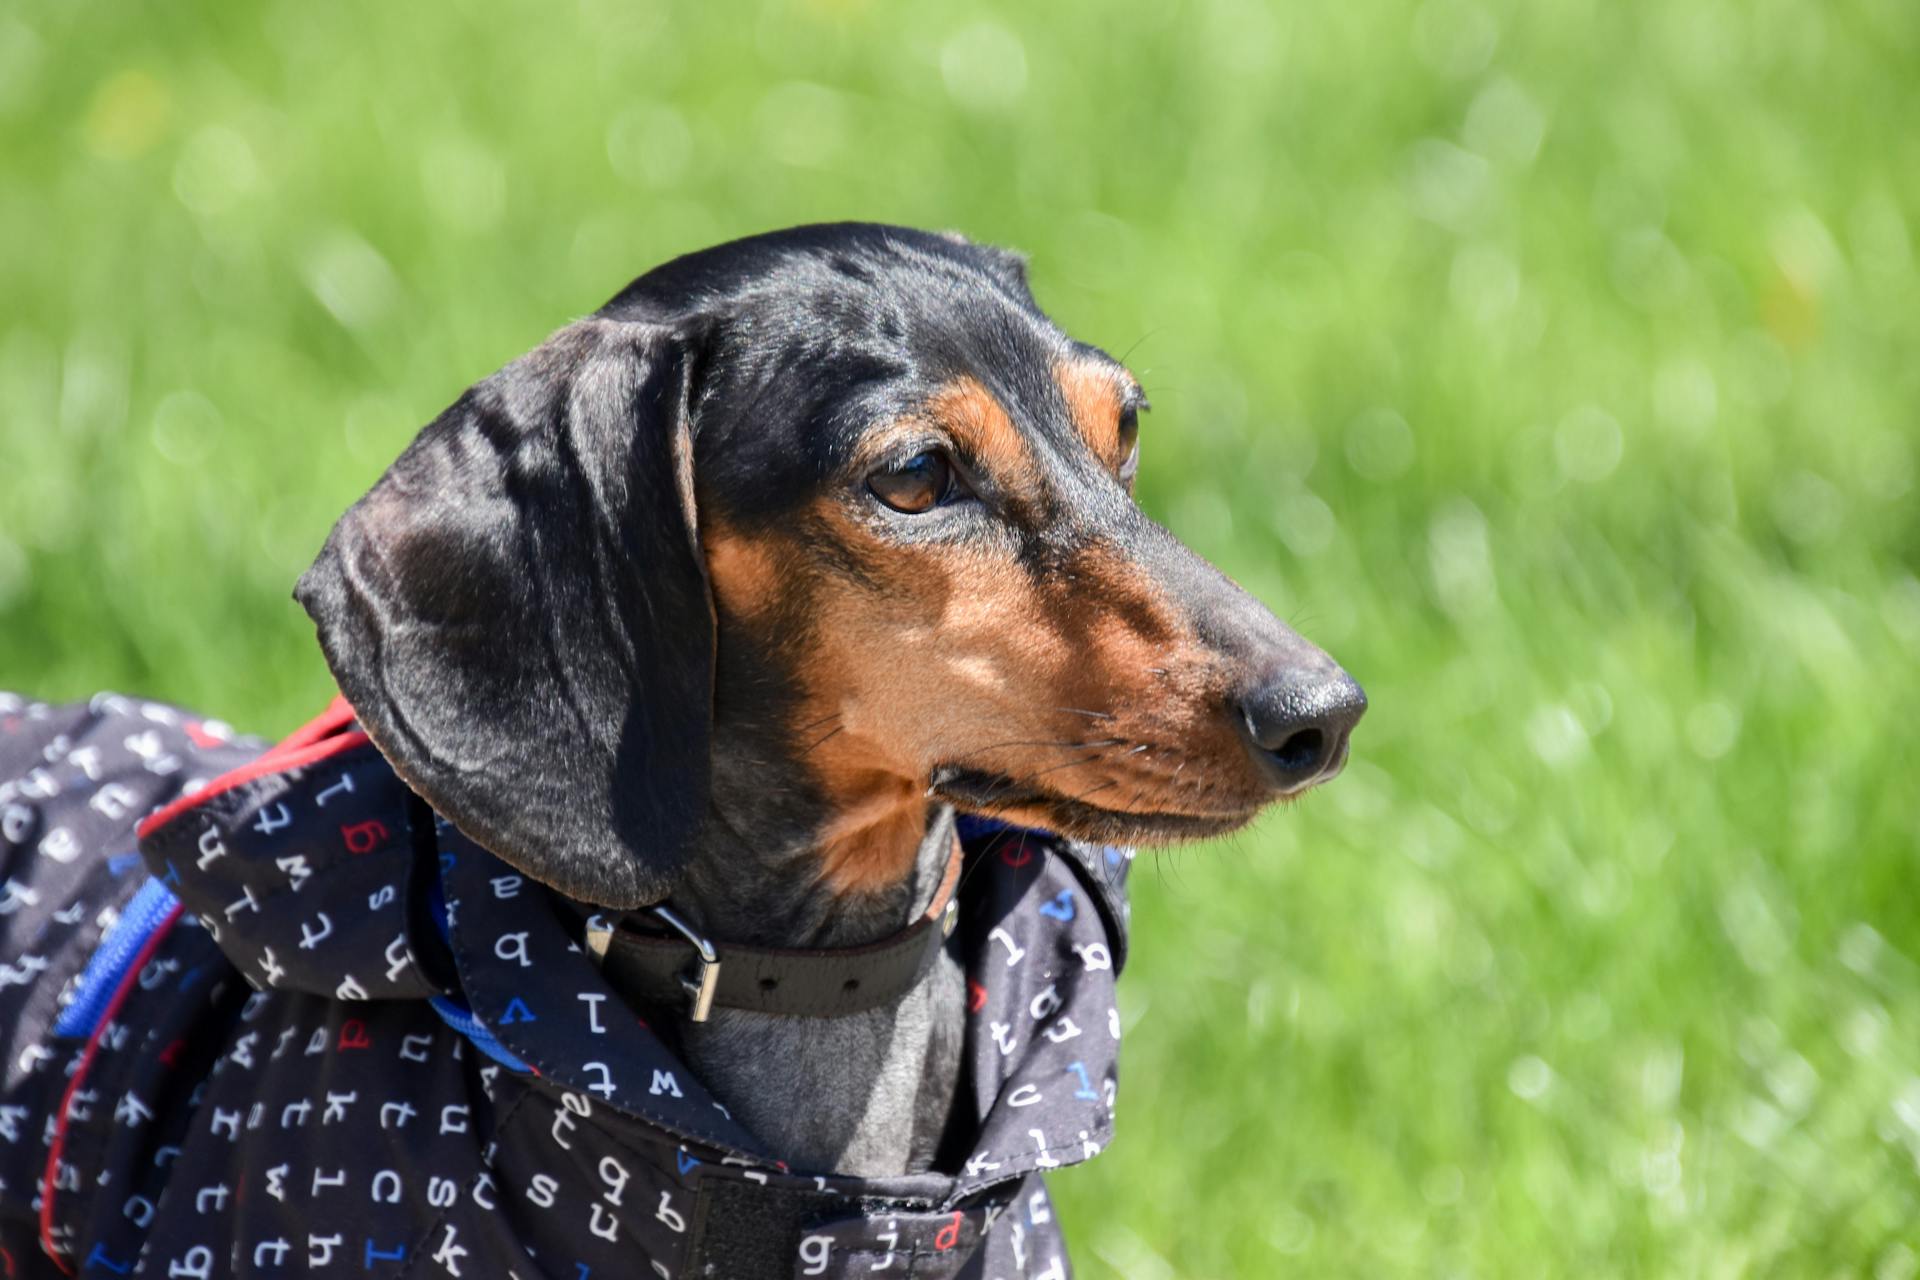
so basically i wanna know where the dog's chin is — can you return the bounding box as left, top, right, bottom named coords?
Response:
left=929, top=767, right=1261, bottom=847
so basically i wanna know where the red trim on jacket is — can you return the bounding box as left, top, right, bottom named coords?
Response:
left=37, top=902, right=186, bottom=1274
left=47, top=695, right=369, bottom=1268
left=135, top=695, right=367, bottom=839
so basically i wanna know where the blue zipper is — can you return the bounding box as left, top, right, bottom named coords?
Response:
left=427, top=995, right=534, bottom=1073
left=52, top=875, right=181, bottom=1038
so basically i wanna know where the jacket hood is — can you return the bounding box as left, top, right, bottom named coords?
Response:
left=136, top=696, right=1135, bottom=1189
left=136, top=697, right=448, bottom=1003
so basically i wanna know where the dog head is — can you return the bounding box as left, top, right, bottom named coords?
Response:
left=298, top=223, right=1364, bottom=908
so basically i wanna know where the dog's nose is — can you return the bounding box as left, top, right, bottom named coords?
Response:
left=1236, top=669, right=1367, bottom=794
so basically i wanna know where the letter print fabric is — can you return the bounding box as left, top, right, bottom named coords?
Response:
left=1, top=693, right=1131, bottom=1278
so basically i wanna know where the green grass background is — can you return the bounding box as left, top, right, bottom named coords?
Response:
left=3, top=1, right=1917, bottom=1274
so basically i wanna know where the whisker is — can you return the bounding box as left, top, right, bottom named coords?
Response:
left=1029, top=752, right=1108, bottom=781
left=799, top=724, right=844, bottom=758
left=1117, top=330, right=1161, bottom=365
left=951, top=736, right=1101, bottom=758
left=1055, top=706, right=1114, bottom=721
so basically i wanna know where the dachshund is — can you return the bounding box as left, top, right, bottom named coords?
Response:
left=1, top=223, right=1363, bottom=1277
left=295, top=221, right=1364, bottom=1174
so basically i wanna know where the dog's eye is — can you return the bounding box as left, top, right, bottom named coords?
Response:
left=868, top=451, right=954, bottom=514
left=1117, top=407, right=1141, bottom=484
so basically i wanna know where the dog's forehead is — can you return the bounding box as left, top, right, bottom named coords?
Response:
left=807, top=264, right=1128, bottom=446
left=626, top=224, right=1140, bottom=533
left=743, top=236, right=1061, bottom=370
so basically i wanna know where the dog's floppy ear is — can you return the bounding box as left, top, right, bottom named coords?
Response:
left=296, top=318, right=713, bottom=908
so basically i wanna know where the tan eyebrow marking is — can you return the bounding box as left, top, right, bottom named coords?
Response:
left=925, top=376, right=1026, bottom=472
left=1054, top=360, right=1134, bottom=469
left=912, top=375, right=1053, bottom=506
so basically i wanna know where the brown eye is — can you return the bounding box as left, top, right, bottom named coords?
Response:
left=868, top=451, right=953, bottom=514
left=1117, top=407, right=1141, bottom=483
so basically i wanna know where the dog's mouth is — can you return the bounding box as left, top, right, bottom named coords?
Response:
left=928, top=766, right=1258, bottom=845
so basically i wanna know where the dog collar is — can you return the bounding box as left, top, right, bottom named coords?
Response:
left=583, top=836, right=966, bottom=1022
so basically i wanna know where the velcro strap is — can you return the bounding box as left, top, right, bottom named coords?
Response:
left=686, top=1178, right=847, bottom=1277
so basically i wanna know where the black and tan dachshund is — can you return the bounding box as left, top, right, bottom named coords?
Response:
left=297, top=221, right=1364, bottom=1170
left=2, top=223, right=1362, bottom=1275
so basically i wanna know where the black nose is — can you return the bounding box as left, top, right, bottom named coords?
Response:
left=1237, top=670, right=1367, bottom=794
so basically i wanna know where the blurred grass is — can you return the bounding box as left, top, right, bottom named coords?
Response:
left=3, top=0, right=1918, bottom=1274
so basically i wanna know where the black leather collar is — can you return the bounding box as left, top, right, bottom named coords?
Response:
left=583, top=838, right=965, bottom=1020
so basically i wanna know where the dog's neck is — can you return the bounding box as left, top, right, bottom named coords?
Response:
left=625, top=730, right=968, bottom=1177
left=673, top=741, right=951, bottom=949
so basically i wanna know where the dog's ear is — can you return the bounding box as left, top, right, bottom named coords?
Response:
left=295, top=319, right=713, bottom=908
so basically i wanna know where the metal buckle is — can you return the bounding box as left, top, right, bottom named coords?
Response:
left=650, top=905, right=722, bottom=1023
left=583, top=914, right=614, bottom=962
left=583, top=907, right=722, bottom=1023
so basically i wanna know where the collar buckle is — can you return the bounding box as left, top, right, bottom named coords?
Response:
left=648, top=904, right=722, bottom=1023
left=585, top=906, right=722, bottom=1023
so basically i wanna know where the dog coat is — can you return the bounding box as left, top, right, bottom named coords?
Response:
left=1, top=693, right=1132, bottom=1278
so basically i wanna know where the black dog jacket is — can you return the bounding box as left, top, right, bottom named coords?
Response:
left=0, top=693, right=1131, bottom=1278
